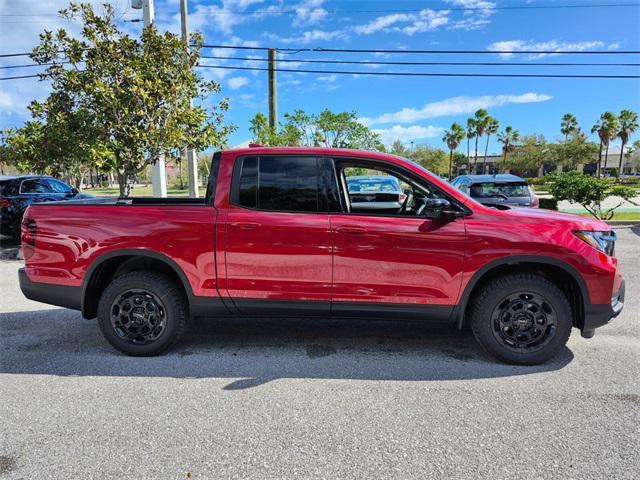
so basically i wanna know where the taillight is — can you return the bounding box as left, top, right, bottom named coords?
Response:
left=531, top=194, right=539, bottom=208
left=399, top=193, right=408, bottom=204
left=21, top=218, right=37, bottom=260
left=0, top=198, right=11, bottom=208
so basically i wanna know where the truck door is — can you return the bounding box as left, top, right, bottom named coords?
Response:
left=223, top=155, right=334, bottom=315
left=329, top=157, right=466, bottom=320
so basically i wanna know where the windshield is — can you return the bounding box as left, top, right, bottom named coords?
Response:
left=470, top=182, right=530, bottom=198
left=347, top=177, right=400, bottom=193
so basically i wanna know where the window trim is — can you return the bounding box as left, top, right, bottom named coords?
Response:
left=229, top=154, right=331, bottom=215
left=330, top=156, right=471, bottom=218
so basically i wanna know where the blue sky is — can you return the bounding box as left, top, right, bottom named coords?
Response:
left=1, top=0, right=639, bottom=154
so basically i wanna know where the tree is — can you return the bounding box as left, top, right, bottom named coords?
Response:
left=549, top=133, right=599, bottom=171
left=249, top=109, right=383, bottom=150
left=497, top=126, right=520, bottom=171
left=442, top=123, right=465, bottom=180
left=591, top=112, right=618, bottom=178
left=408, top=145, right=449, bottom=176
left=482, top=116, right=499, bottom=172
left=508, top=135, right=549, bottom=176
left=465, top=118, right=475, bottom=161
left=616, top=110, right=638, bottom=177
left=560, top=113, right=579, bottom=143
left=472, top=109, right=489, bottom=168
left=547, top=171, right=637, bottom=220
left=25, top=2, right=234, bottom=196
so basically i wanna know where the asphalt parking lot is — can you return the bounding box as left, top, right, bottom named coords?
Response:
left=1, top=228, right=639, bottom=480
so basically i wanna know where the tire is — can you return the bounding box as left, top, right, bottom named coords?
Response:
left=97, top=271, right=187, bottom=356
left=470, top=273, right=572, bottom=365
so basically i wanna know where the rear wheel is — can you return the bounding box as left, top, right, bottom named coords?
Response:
left=470, top=274, right=572, bottom=365
left=97, top=271, right=187, bottom=356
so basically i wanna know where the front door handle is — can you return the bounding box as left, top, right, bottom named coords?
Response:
left=231, top=221, right=260, bottom=230
left=335, top=225, right=367, bottom=234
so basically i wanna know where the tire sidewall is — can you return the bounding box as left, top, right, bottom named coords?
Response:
left=97, top=273, right=185, bottom=356
left=472, top=276, right=572, bottom=365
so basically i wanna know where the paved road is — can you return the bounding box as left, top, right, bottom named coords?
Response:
left=1, top=230, right=638, bottom=479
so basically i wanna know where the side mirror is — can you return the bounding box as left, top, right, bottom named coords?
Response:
left=70, top=188, right=79, bottom=195
left=423, top=198, right=463, bottom=220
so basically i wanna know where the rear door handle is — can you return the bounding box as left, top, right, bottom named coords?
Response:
left=335, top=225, right=367, bottom=234
left=231, top=221, right=260, bottom=230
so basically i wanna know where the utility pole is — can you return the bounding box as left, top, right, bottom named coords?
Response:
left=180, top=0, right=199, bottom=197
left=268, top=48, right=277, bottom=130
left=132, top=0, right=167, bottom=197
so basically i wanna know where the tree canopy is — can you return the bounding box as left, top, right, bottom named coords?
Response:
left=1, top=2, right=234, bottom=195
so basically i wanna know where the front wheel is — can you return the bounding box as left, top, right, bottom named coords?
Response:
left=470, top=274, right=572, bottom=365
left=97, top=271, right=187, bottom=356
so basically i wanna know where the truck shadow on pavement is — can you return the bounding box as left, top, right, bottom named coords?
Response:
left=0, top=308, right=573, bottom=388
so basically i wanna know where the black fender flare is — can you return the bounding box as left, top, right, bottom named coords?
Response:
left=453, top=255, right=590, bottom=329
left=81, top=249, right=194, bottom=318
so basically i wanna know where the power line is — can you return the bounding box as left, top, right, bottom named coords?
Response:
left=201, top=45, right=640, bottom=55
left=200, top=55, right=640, bottom=67
left=195, top=64, right=640, bottom=78
left=0, top=62, right=67, bottom=70
left=4, top=64, right=639, bottom=81
left=2, top=2, right=637, bottom=16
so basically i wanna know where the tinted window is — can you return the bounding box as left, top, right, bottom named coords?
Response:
left=238, top=157, right=258, bottom=208
left=20, top=179, right=51, bottom=194
left=1, top=180, right=19, bottom=196
left=237, top=156, right=320, bottom=212
left=470, top=182, right=530, bottom=198
left=45, top=179, right=73, bottom=193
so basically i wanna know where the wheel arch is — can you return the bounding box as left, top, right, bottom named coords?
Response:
left=455, top=255, right=590, bottom=330
left=81, top=249, right=193, bottom=319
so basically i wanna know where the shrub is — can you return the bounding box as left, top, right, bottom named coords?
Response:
left=547, top=171, right=638, bottom=220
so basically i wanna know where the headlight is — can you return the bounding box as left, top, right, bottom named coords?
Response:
left=573, top=230, right=616, bottom=256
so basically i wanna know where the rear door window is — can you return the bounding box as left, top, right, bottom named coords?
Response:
left=20, top=179, right=51, bottom=194
left=235, top=156, right=322, bottom=213
left=470, top=182, right=530, bottom=198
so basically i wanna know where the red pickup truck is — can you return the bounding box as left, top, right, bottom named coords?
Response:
left=19, top=147, right=625, bottom=364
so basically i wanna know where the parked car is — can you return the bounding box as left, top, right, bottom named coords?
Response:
left=18, top=147, right=624, bottom=365
left=346, top=175, right=407, bottom=213
left=450, top=174, right=539, bottom=208
left=0, top=175, right=94, bottom=241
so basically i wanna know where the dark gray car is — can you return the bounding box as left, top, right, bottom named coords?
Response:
left=450, top=174, right=539, bottom=208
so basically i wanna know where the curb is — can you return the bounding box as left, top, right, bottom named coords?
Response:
left=606, top=221, right=640, bottom=227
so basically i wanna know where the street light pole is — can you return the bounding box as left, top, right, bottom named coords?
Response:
left=180, top=0, right=199, bottom=197
left=133, top=0, right=167, bottom=198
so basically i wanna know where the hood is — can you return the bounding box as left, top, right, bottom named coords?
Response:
left=499, top=206, right=610, bottom=231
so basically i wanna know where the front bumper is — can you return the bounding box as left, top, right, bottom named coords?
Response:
left=19, top=268, right=82, bottom=310
left=581, top=279, right=625, bottom=338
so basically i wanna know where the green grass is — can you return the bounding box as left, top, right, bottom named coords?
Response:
left=84, top=185, right=189, bottom=197
left=575, top=211, right=640, bottom=221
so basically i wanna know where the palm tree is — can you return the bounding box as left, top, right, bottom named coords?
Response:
left=591, top=112, right=618, bottom=177
left=466, top=118, right=475, bottom=161
left=560, top=113, right=579, bottom=143
left=482, top=117, right=499, bottom=173
left=497, top=126, right=520, bottom=172
left=443, top=123, right=465, bottom=180
left=473, top=109, right=489, bottom=171
left=616, top=110, right=638, bottom=177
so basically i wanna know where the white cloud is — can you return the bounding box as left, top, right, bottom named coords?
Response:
left=292, top=0, right=328, bottom=26
left=317, top=74, right=337, bottom=82
left=445, top=0, right=495, bottom=31
left=396, top=9, right=450, bottom=35
left=188, top=0, right=278, bottom=35
left=227, top=76, right=250, bottom=90
left=267, top=29, right=348, bottom=44
left=373, top=125, right=444, bottom=145
left=360, top=93, right=552, bottom=126
left=355, top=13, right=414, bottom=35
left=353, top=9, right=449, bottom=36
left=487, top=40, right=608, bottom=58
